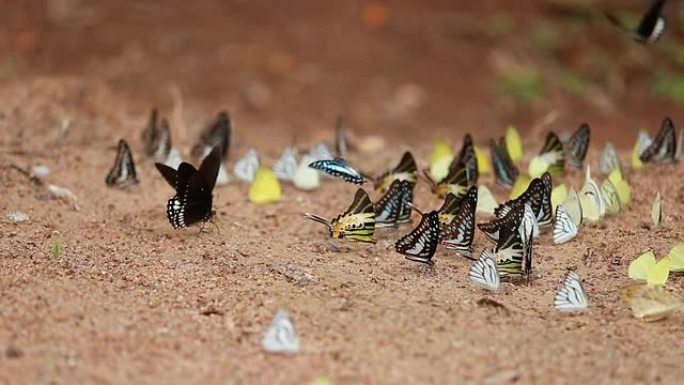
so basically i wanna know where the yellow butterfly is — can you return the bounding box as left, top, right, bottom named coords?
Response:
left=474, top=146, right=491, bottom=174
left=505, top=125, right=524, bottom=163
left=429, top=139, right=454, bottom=181
left=628, top=251, right=670, bottom=285
left=551, top=184, right=568, bottom=216
left=620, top=283, right=683, bottom=322
left=303, top=188, right=375, bottom=243
left=631, top=130, right=651, bottom=170
left=652, top=191, right=662, bottom=228
left=667, top=243, right=684, bottom=272
left=579, top=166, right=603, bottom=223
left=607, top=168, right=631, bottom=206
left=509, top=174, right=532, bottom=199
left=477, top=185, right=498, bottom=215
left=249, top=167, right=283, bottom=205
left=562, top=187, right=583, bottom=227
left=600, top=179, right=621, bottom=215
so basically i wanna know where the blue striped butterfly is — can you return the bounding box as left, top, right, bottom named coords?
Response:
left=565, top=123, right=590, bottom=169
left=395, top=210, right=441, bottom=266
left=440, top=186, right=477, bottom=255
left=309, top=157, right=365, bottom=185
left=490, top=138, right=519, bottom=188
left=374, top=151, right=417, bottom=193
left=374, top=179, right=413, bottom=227
left=304, top=188, right=375, bottom=242
left=106, top=139, right=139, bottom=188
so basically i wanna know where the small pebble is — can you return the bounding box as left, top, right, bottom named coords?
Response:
left=7, top=212, right=29, bottom=223
left=31, top=165, right=50, bottom=180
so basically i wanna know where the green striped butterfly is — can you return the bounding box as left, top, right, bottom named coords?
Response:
left=304, top=188, right=375, bottom=242
left=374, top=151, right=417, bottom=193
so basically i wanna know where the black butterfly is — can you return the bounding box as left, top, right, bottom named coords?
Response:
left=478, top=203, right=525, bottom=244
left=374, top=179, right=413, bottom=227
left=494, top=172, right=553, bottom=227
left=155, top=147, right=221, bottom=230
left=640, top=117, right=677, bottom=164
left=538, top=132, right=565, bottom=176
left=450, top=134, right=478, bottom=185
left=490, top=138, right=519, bottom=188
left=374, top=151, right=417, bottom=193
left=395, top=210, right=441, bottom=266
left=606, top=0, right=666, bottom=44
left=192, top=111, right=231, bottom=160
left=309, top=157, right=365, bottom=184
left=440, top=185, right=478, bottom=255
left=105, top=139, right=139, bottom=188
left=565, top=123, right=590, bottom=169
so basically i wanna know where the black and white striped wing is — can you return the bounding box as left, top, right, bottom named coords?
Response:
left=106, top=139, right=139, bottom=188
left=452, top=134, right=478, bottom=185
left=395, top=211, right=440, bottom=265
left=490, top=138, right=519, bottom=188
left=554, top=271, right=589, bottom=312
left=565, top=123, right=590, bottom=169
left=636, top=0, right=666, bottom=43
left=640, top=117, right=676, bottom=164
left=468, top=248, right=500, bottom=291
left=441, top=186, right=477, bottom=252
left=553, top=204, right=578, bottom=245
left=374, top=179, right=404, bottom=226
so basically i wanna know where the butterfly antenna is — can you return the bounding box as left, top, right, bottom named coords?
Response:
left=407, top=203, right=424, bottom=216
left=303, top=213, right=331, bottom=228
left=419, top=169, right=436, bottom=188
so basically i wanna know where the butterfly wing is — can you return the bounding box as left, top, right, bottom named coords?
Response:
left=335, top=116, right=348, bottom=157
left=395, top=211, right=440, bottom=264
left=374, top=180, right=404, bottom=226
left=652, top=191, right=662, bottom=227
left=538, top=132, right=565, bottom=175
left=565, top=123, right=590, bottom=169
left=141, top=108, right=159, bottom=156
left=330, top=189, right=375, bottom=242
left=155, top=163, right=178, bottom=188
left=599, top=142, right=622, bottom=175
left=468, top=248, right=500, bottom=291
left=640, top=117, right=676, bottom=163
left=198, top=146, right=222, bottom=192
left=554, top=271, right=589, bottom=312
left=106, top=139, right=139, bottom=188
left=234, top=148, right=260, bottom=182
left=309, top=158, right=365, bottom=185
left=628, top=252, right=656, bottom=281
left=166, top=163, right=213, bottom=229
left=451, top=134, right=478, bottom=185
left=152, top=118, right=172, bottom=163
left=273, top=147, right=298, bottom=181
left=636, top=0, right=666, bottom=43
left=553, top=204, right=578, bottom=245
left=494, top=224, right=524, bottom=275
left=441, top=186, right=477, bottom=253
left=373, top=151, right=417, bottom=193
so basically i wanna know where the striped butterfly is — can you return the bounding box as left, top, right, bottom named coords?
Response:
left=554, top=271, right=589, bottom=312
left=261, top=309, right=300, bottom=353
left=273, top=147, right=298, bottom=181
left=520, top=204, right=540, bottom=244
left=304, top=188, right=376, bottom=243
left=600, top=178, right=621, bottom=215
left=450, top=134, right=478, bottom=186
left=437, top=193, right=462, bottom=227
left=494, top=224, right=524, bottom=276
left=309, top=157, right=365, bottom=185
left=468, top=248, right=500, bottom=291
left=374, top=179, right=413, bottom=227
left=537, top=132, right=565, bottom=176
left=605, top=0, right=666, bottom=44
left=422, top=158, right=469, bottom=200
left=490, top=138, right=519, bottom=188
left=395, top=210, right=441, bottom=266
left=640, top=117, right=677, bottom=164
left=234, top=148, right=260, bottom=183
left=440, top=186, right=478, bottom=254
left=494, top=172, right=553, bottom=227
left=565, top=123, right=590, bottom=169
left=599, top=142, right=622, bottom=175
left=105, top=139, right=139, bottom=188
left=374, top=151, right=417, bottom=193
left=141, top=108, right=159, bottom=156
left=553, top=204, right=578, bottom=245
left=191, top=111, right=231, bottom=160
left=478, top=203, right=525, bottom=244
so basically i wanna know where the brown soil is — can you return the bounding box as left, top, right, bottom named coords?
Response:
left=2, top=1, right=684, bottom=384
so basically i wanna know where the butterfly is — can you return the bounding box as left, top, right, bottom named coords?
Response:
left=552, top=204, right=578, bottom=245
left=335, top=116, right=350, bottom=157
left=435, top=193, right=461, bottom=228
left=261, top=309, right=300, bottom=353
left=155, top=146, right=221, bottom=230
left=468, top=248, right=500, bottom=291
left=620, top=283, right=683, bottom=322
left=141, top=109, right=174, bottom=164
left=562, top=187, right=583, bottom=226
left=554, top=270, right=589, bottom=312
left=493, top=224, right=527, bottom=277
left=309, top=158, right=365, bottom=185
left=632, top=130, right=653, bottom=169
left=640, top=117, right=677, bottom=164
left=599, top=142, right=622, bottom=175
left=505, top=125, right=524, bottom=163
left=450, top=134, right=478, bottom=186
left=293, top=154, right=321, bottom=191
left=429, top=139, right=454, bottom=181
left=528, top=132, right=564, bottom=177
left=606, top=0, right=666, bottom=44
left=601, top=179, right=621, bottom=215
left=440, top=186, right=477, bottom=254
left=565, top=123, right=590, bottom=169
left=141, top=108, right=161, bottom=157
left=490, top=138, right=519, bottom=188
left=579, top=166, right=604, bottom=222
left=395, top=210, right=441, bottom=265
left=191, top=111, right=231, bottom=160
left=105, top=139, right=139, bottom=188
left=249, top=167, right=282, bottom=205
left=374, top=179, right=413, bottom=227
left=494, top=172, right=553, bottom=228
left=273, top=147, right=298, bottom=181
left=476, top=185, right=498, bottom=216
left=478, top=203, right=525, bottom=244
left=234, top=148, right=260, bottom=183
left=374, top=151, right=417, bottom=193
left=311, top=142, right=334, bottom=162
left=652, top=191, right=662, bottom=228
left=303, top=188, right=375, bottom=242
left=628, top=251, right=670, bottom=286
left=423, top=158, right=469, bottom=200
left=667, top=243, right=684, bottom=272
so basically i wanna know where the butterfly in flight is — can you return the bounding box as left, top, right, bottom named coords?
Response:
left=468, top=248, right=500, bottom=292
left=395, top=210, right=441, bottom=266
left=191, top=111, right=231, bottom=160
left=374, top=151, right=417, bottom=193
left=309, top=157, right=365, bottom=185
left=490, top=138, right=519, bottom=189
left=606, top=0, right=666, bottom=44
left=105, top=139, right=139, bottom=188
left=303, top=188, right=376, bottom=242
left=440, top=185, right=478, bottom=255
left=565, top=123, right=590, bottom=169
left=449, top=134, right=478, bottom=186
left=261, top=309, right=300, bottom=354
left=374, top=179, right=413, bottom=227
left=155, top=146, right=221, bottom=230
left=639, top=117, right=678, bottom=164
left=554, top=270, right=589, bottom=312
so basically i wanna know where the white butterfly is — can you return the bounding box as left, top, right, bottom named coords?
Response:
left=519, top=204, right=539, bottom=245
left=198, top=145, right=230, bottom=186
left=163, top=147, right=183, bottom=169
left=468, top=248, right=500, bottom=291
left=554, top=271, right=589, bottom=312
left=553, top=204, right=578, bottom=245
left=599, top=142, right=621, bottom=175
left=261, top=309, right=300, bottom=354
left=311, top=142, right=334, bottom=161
left=273, top=147, right=298, bottom=181
left=580, top=165, right=604, bottom=222
left=234, top=148, right=260, bottom=183
left=293, top=154, right=321, bottom=191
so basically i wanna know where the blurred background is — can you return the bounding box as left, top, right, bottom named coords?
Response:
left=2, top=0, right=684, bottom=148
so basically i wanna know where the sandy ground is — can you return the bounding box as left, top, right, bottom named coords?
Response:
left=1, top=78, right=684, bottom=385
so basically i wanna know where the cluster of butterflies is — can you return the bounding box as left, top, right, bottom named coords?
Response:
left=303, top=115, right=682, bottom=314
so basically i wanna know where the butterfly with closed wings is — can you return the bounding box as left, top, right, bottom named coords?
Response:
left=155, top=146, right=222, bottom=230
left=449, top=134, right=478, bottom=185
left=191, top=111, right=231, bottom=160
left=273, top=146, right=298, bottom=181
left=304, top=188, right=376, bottom=242
left=554, top=270, right=589, bottom=312
left=565, top=123, right=590, bottom=169
left=440, top=186, right=477, bottom=255
left=490, top=137, right=519, bottom=188
left=374, top=179, right=413, bottom=227
left=395, top=210, right=441, bottom=266
left=468, top=248, right=500, bottom=291
left=494, top=172, right=553, bottom=228
left=261, top=309, right=300, bottom=354
left=105, top=139, right=139, bottom=188
left=374, top=151, right=417, bottom=193
left=422, top=157, right=469, bottom=200
left=606, top=0, right=666, bottom=44
left=640, top=117, right=678, bottom=164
